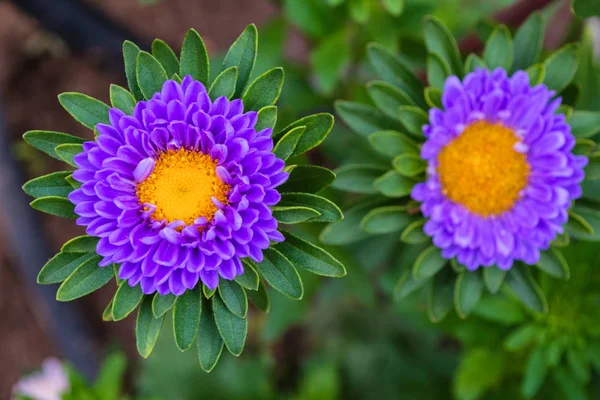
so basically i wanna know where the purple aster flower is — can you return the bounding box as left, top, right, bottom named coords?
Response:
left=12, top=358, right=69, bottom=400
left=68, top=76, right=288, bottom=296
left=411, top=68, right=588, bottom=271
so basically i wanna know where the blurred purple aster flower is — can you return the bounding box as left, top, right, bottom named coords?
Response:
left=68, top=76, right=288, bottom=295
left=411, top=68, right=588, bottom=271
left=12, top=358, right=69, bottom=400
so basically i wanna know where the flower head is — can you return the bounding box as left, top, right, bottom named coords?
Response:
left=69, top=76, right=288, bottom=295
left=411, top=68, right=587, bottom=270
left=12, top=358, right=69, bottom=400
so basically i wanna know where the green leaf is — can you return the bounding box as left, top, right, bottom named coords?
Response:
left=570, top=110, right=600, bottom=138
left=392, top=153, right=426, bottom=177
left=235, top=261, right=259, bottom=291
left=573, top=0, right=599, bottom=17
left=425, top=89, right=443, bottom=112
left=321, top=199, right=384, bottom=245
left=536, top=248, right=569, bottom=279
left=58, top=93, right=110, bottom=130
left=38, top=252, right=95, bottom=284
left=247, top=280, right=270, bottom=312
left=512, top=13, right=545, bottom=72
left=173, top=286, right=202, bottom=351
left=427, top=53, right=450, bottom=90
left=61, top=235, right=98, bottom=253
left=208, top=66, right=238, bottom=100
left=454, top=271, right=483, bottom=318
left=23, top=130, right=85, bottom=160
left=483, top=267, right=506, bottom=294
left=197, top=298, right=224, bottom=373
left=254, top=248, right=303, bottom=299
left=413, top=246, right=447, bottom=280
left=276, top=113, right=334, bottom=156
left=278, top=165, right=335, bottom=194
left=30, top=196, right=77, bottom=219
left=521, top=347, right=548, bottom=399
left=567, top=207, right=600, bottom=241
left=525, top=63, right=546, bottom=85
left=94, top=352, right=127, bottom=400
left=55, top=143, right=83, bottom=167
left=221, top=24, right=258, bottom=98
left=218, top=280, right=248, bottom=318
left=427, top=269, right=455, bottom=323
left=483, top=25, right=513, bottom=70
left=136, top=296, right=165, bottom=358
left=373, top=170, right=416, bottom=197
left=123, top=41, right=143, bottom=100
left=553, top=367, right=588, bottom=400
left=180, top=29, right=210, bottom=85
left=367, top=43, right=426, bottom=107
left=332, top=164, right=386, bottom=194
left=473, top=296, right=526, bottom=325
left=566, top=349, right=590, bottom=383
left=273, top=126, right=305, bottom=160
left=574, top=138, right=597, bottom=156
left=56, top=256, right=112, bottom=301
left=400, top=219, right=428, bottom=244
left=504, top=324, right=539, bottom=351
left=506, top=266, right=548, bottom=313
left=335, top=100, right=401, bottom=138
left=213, top=295, right=248, bottom=356
left=275, top=232, right=346, bottom=277
left=381, top=0, right=404, bottom=16
left=312, top=29, right=351, bottom=95
left=152, top=293, right=177, bottom=318
left=397, top=106, right=428, bottom=139
left=273, top=206, right=321, bottom=224
left=203, top=285, right=217, bottom=299
left=242, top=67, right=284, bottom=111
left=23, top=171, right=73, bottom=198
left=368, top=130, right=419, bottom=159
left=349, top=0, right=370, bottom=23
left=464, top=54, right=487, bottom=74
left=279, top=193, right=343, bottom=222
left=423, top=16, right=463, bottom=77
left=255, top=106, right=278, bottom=131
left=137, top=51, right=169, bottom=100
left=360, top=205, right=415, bottom=234
left=151, top=39, right=180, bottom=78
left=367, top=81, right=415, bottom=119
left=109, top=84, right=136, bottom=115
left=394, top=268, right=429, bottom=301
left=543, top=44, right=580, bottom=93
left=112, top=282, right=144, bottom=321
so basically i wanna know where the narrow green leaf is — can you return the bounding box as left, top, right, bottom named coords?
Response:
left=373, top=170, right=417, bottom=197
left=152, top=293, right=177, bottom=318
left=136, top=51, right=169, bottom=100
left=332, top=164, right=386, bottom=194
left=151, top=39, right=180, bottom=78
left=428, top=269, right=455, bottom=323
left=543, top=44, right=580, bottom=93
left=221, top=24, right=258, bottom=98
left=58, top=93, right=110, bottom=130
left=504, top=324, right=540, bottom=351
left=213, top=295, right=248, bottom=356
left=136, top=296, right=165, bottom=358
left=512, top=13, right=545, bottom=71
left=483, top=25, right=513, bottom=70
left=423, top=16, right=463, bottom=76
left=276, top=232, right=346, bottom=277
left=392, top=153, right=426, bottom=177
left=38, top=252, right=95, bottom=284
left=56, top=256, right=112, bottom=301
left=397, top=106, right=428, bottom=139
left=254, top=248, right=303, bottom=299
left=203, top=285, right=217, bottom=299
left=109, top=84, right=136, bottom=115
left=123, top=41, right=143, bottom=100
left=30, top=196, right=77, bottom=219
left=93, top=352, right=127, bottom=400
left=413, top=245, right=447, bottom=280
left=427, top=53, right=450, bottom=90
left=279, top=193, right=343, bottom=222
left=171, top=73, right=182, bottom=84
left=570, top=110, right=600, bottom=138
left=400, top=219, right=428, bottom=244
left=360, top=205, right=415, bottom=234
left=235, top=261, right=259, bottom=291
left=173, top=286, right=202, bottom=351
left=197, top=298, right=224, bottom=372
left=273, top=126, right=305, bottom=160
left=506, top=266, right=548, bottom=313
left=526, top=64, right=546, bottom=85
left=522, top=347, right=548, bottom=399
left=536, top=248, right=570, bottom=279
left=255, top=106, right=278, bottom=131
left=553, top=367, right=588, bottom=400
left=209, top=66, right=238, bottom=100
left=218, top=280, right=248, bottom=318
left=335, top=101, right=401, bottom=137
left=61, top=235, right=98, bottom=253
left=272, top=206, right=321, bottom=224
left=367, top=81, right=416, bottom=119
left=454, top=271, right=483, bottom=318
left=464, top=54, right=487, bottom=74
left=394, top=268, right=429, bottom=301
left=242, top=67, right=284, bottom=111
left=276, top=113, right=334, bottom=156
left=483, top=267, right=506, bottom=294
left=368, top=130, right=419, bottom=159
left=65, top=174, right=81, bottom=189
left=247, top=279, right=270, bottom=312
left=425, top=87, right=443, bottom=109
left=23, top=130, right=84, bottom=160
left=278, top=165, right=335, bottom=194
left=55, top=143, right=83, bottom=167
left=321, top=199, right=384, bottom=245
left=23, top=172, right=73, bottom=198
left=180, top=29, right=210, bottom=85
left=112, top=282, right=144, bottom=321
left=566, top=349, right=590, bottom=383
left=102, top=298, right=114, bottom=322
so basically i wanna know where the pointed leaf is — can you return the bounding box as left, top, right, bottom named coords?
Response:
left=397, top=106, right=428, bottom=139
left=374, top=170, right=417, bottom=197
left=506, top=266, right=548, bottom=313
left=526, top=64, right=546, bottom=85
left=279, top=193, right=343, bottom=222
left=454, top=271, right=483, bottom=318
left=427, top=53, right=450, bottom=90
left=112, top=282, right=144, bottom=321
left=570, top=110, right=600, bottom=138
left=512, top=13, right=545, bottom=71
left=400, top=219, right=428, bottom=244
left=428, top=269, right=455, bottom=323
left=38, top=252, right=95, bottom=284
left=242, top=67, right=284, bottom=111
left=123, top=41, right=143, bottom=100
left=276, top=113, right=334, bottom=156
left=483, top=25, right=513, bottom=70
left=56, top=256, right=112, bottom=301
left=368, top=130, right=419, bottom=159
left=23, top=171, right=73, bottom=198
left=255, top=106, right=278, bottom=131
left=221, top=24, right=258, bottom=98
left=413, top=245, right=447, bottom=280
left=213, top=295, right=247, bottom=356
left=543, top=44, right=580, bottom=93
left=392, top=153, right=426, bottom=177
left=483, top=267, right=506, bottom=294
left=23, top=130, right=84, bottom=160
left=136, top=296, right=165, bottom=358
left=536, top=248, right=569, bottom=279
left=522, top=347, right=548, bottom=399
left=273, top=126, right=305, bottom=160
left=247, top=279, right=270, bottom=312
left=30, top=196, right=77, bottom=219
left=136, top=51, right=169, bottom=100
left=173, top=286, right=202, bottom=351
left=320, top=199, right=385, bottom=245
left=278, top=165, right=335, bottom=194
left=151, top=39, right=180, bottom=78
left=58, top=93, right=110, bottom=130
left=152, top=293, right=177, bottom=318
left=218, top=280, right=247, bottom=318
left=235, top=261, right=259, bottom=291
left=209, top=66, right=238, bottom=100
left=109, top=84, right=136, bottom=115
left=332, top=164, right=386, bottom=194
left=61, top=235, right=99, bottom=253
left=425, top=87, right=443, bottom=109
left=367, top=81, right=415, bottom=119
left=180, top=29, right=210, bottom=85
left=335, top=101, right=402, bottom=137
left=276, top=232, right=346, bottom=277
left=254, top=248, right=303, bottom=299
left=464, top=54, right=487, bottom=74
left=394, top=268, right=429, bottom=301
left=272, top=206, right=321, bottom=224
left=424, top=16, right=463, bottom=76
left=197, top=298, right=224, bottom=372
left=360, top=205, right=415, bottom=234
left=55, top=143, right=83, bottom=167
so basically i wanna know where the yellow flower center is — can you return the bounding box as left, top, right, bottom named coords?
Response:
left=437, top=121, right=530, bottom=216
left=136, top=148, right=230, bottom=225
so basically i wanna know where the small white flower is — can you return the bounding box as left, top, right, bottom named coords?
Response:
left=12, top=358, right=69, bottom=400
